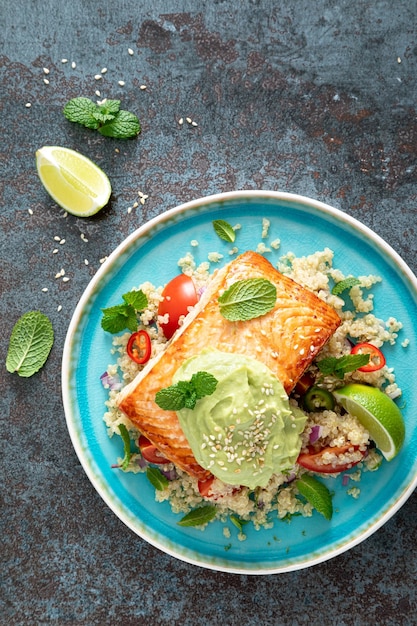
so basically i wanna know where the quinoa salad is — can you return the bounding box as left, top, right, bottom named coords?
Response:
left=101, top=219, right=406, bottom=539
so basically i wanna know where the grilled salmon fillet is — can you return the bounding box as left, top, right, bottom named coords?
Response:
left=117, top=250, right=341, bottom=480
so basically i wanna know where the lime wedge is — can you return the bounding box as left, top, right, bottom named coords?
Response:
left=296, top=474, right=333, bottom=520
left=36, top=146, right=111, bottom=217
left=333, top=383, right=405, bottom=461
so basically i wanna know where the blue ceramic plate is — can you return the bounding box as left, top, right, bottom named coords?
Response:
left=62, top=191, right=417, bottom=574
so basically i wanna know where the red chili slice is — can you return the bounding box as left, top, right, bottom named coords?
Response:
left=350, top=342, right=386, bottom=372
left=127, top=330, right=152, bottom=365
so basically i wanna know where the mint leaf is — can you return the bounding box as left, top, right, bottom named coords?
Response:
left=117, top=423, right=132, bottom=470
left=101, top=289, right=148, bottom=333
left=230, top=515, right=249, bottom=532
left=146, top=466, right=169, bottom=491
left=213, top=219, right=236, bottom=243
left=63, top=97, right=100, bottom=129
left=177, top=505, right=217, bottom=527
left=296, top=474, right=333, bottom=520
left=317, top=353, right=370, bottom=379
left=63, top=97, right=140, bottom=139
left=6, top=311, right=54, bottom=377
left=98, top=110, right=141, bottom=139
left=122, top=289, right=148, bottom=311
left=155, top=371, right=218, bottom=411
left=331, top=277, right=361, bottom=296
left=218, top=278, right=276, bottom=322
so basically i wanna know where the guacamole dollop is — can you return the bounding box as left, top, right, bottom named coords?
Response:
left=174, top=349, right=307, bottom=489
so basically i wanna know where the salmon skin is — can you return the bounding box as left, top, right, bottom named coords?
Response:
left=117, top=251, right=341, bottom=480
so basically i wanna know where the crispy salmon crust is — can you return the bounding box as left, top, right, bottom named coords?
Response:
left=117, top=251, right=341, bottom=480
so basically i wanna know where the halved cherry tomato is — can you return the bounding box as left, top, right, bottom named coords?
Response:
left=158, top=274, right=198, bottom=339
left=198, top=475, right=215, bottom=497
left=127, top=330, right=152, bottom=365
left=350, top=342, right=386, bottom=372
left=138, top=435, right=168, bottom=464
left=297, top=444, right=366, bottom=474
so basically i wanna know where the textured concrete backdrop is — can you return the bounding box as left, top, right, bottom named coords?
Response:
left=1, top=1, right=417, bottom=624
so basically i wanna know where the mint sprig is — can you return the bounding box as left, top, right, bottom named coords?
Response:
left=218, top=278, right=276, bottom=322
left=146, top=466, right=169, bottom=491
left=155, top=371, right=218, bottom=411
left=118, top=423, right=132, bottom=471
left=63, top=97, right=141, bottom=139
left=101, top=289, right=148, bottom=333
left=317, top=353, right=370, bottom=379
left=177, top=505, right=217, bottom=527
left=6, top=311, right=54, bottom=377
left=213, top=219, right=236, bottom=243
left=296, top=474, right=333, bottom=520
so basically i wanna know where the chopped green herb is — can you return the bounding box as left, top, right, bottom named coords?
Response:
left=331, top=277, right=361, bottom=296
left=118, top=423, right=132, bottom=471
left=101, top=289, right=148, bottom=333
left=213, top=219, right=236, bottom=243
left=218, top=278, right=276, bottom=322
left=296, top=474, right=333, bottom=520
left=177, top=505, right=217, bottom=527
left=6, top=311, right=54, bottom=377
left=155, top=371, right=218, bottom=411
left=63, top=97, right=141, bottom=139
left=317, top=353, right=370, bottom=379
left=230, top=515, right=248, bottom=533
left=146, top=466, right=169, bottom=491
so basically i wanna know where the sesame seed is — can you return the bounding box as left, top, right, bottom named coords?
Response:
left=132, top=201, right=139, bottom=208
left=54, top=236, right=61, bottom=241
left=127, top=206, right=132, bottom=214
left=43, top=67, right=50, bottom=74
left=52, top=249, right=58, bottom=254
left=25, top=102, right=31, bottom=108
left=57, top=305, right=62, bottom=312
left=28, top=208, right=33, bottom=215
left=84, top=259, right=89, bottom=265
left=62, top=276, right=70, bottom=283
left=139, top=197, right=145, bottom=205
left=42, top=287, right=48, bottom=292
left=95, top=90, right=101, bottom=97
left=128, top=48, right=134, bottom=56
left=118, top=80, right=125, bottom=86
left=100, top=257, right=108, bottom=264
left=186, top=117, right=192, bottom=124
left=71, top=61, right=76, bottom=69
left=61, top=59, right=68, bottom=64
left=178, top=118, right=184, bottom=125
left=191, top=121, right=198, bottom=127
left=94, top=74, right=102, bottom=80
left=59, top=238, right=66, bottom=245
left=43, top=78, right=50, bottom=85
left=80, top=233, right=88, bottom=242
left=139, top=85, right=147, bottom=90
left=397, top=56, right=402, bottom=63
left=101, top=67, right=107, bottom=74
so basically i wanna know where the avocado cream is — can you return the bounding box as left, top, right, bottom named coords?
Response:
left=174, top=349, right=307, bottom=489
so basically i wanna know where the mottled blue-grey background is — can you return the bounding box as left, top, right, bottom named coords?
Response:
left=1, top=1, right=417, bottom=624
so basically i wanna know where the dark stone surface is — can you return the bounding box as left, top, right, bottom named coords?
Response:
left=1, top=1, right=417, bottom=624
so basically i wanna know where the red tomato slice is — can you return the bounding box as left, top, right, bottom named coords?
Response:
left=197, top=476, right=215, bottom=497
left=138, top=435, right=168, bottom=464
left=350, top=342, right=386, bottom=372
left=158, top=274, right=198, bottom=339
left=297, top=445, right=366, bottom=474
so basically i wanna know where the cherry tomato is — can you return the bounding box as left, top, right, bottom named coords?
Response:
left=138, top=435, right=168, bottom=464
left=297, top=445, right=366, bottom=474
left=158, top=274, right=198, bottom=339
left=197, top=475, right=215, bottom=497
left=127, top=330, right=152, bottom=365
left=350, top=342, right=386, bottom=372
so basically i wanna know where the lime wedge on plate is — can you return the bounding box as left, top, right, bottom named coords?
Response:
left=36, top=146, right=111, bottom=217
left=333, top=383, right=405, bottom=461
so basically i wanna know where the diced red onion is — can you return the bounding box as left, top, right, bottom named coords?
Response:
left=342, top=474, right=350, bottom=487
left=100, top=371, right=123, bottom=391
left=160, top=467, right=178, bottom=481
left=137, top=456, right=148, bottom=469
left=285, top=472, right=297, bottom=484
left=309, top=425, right=321, bottom=444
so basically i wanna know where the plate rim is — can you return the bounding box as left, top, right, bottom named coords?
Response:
left=61, top=189, right=417, bottom=574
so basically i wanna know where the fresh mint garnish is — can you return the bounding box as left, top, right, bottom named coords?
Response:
left=331, top=277, right=361, bottom=296
left=155, top=371, right=218, bottom=411
left=218, top=278, right=276, bottom=322
left=146, top=466, right=169, bottom=491
left=296, top=474, right=333, bottom=520
left=118, top=423, right=132, bottom=471
left=230, top=515, right=249, bottom=533
left=317, top=353, right=370, bottom=379
left=6, top=311, right=54, bottom=377
left=177, top=505, right=217, bottom=527
left=101, top=289, right=148, bottom=333
left=63, top=97, right=141, bottom=139
left=213, top=219, right=236, bottom=243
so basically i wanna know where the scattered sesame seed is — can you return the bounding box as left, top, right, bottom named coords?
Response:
left=71, top=61, right=76, bottom=69
left=191, top=121, right=198, bottom=127
left=139, top=197, right=145, bottom=205
left=186, top=117, right=192, bottom=124
left=127, top=206, right=133, bottom=214
left=62, top=276, right=70, bottom=283
left=100, top=257, right=108, bottom=264
left=42, top=287, right=48, bottom=292
left=94, top=74, right=102, bottom=80
left=84, top=259, right=89, bottom=265
left=52, top=249, right=58, bottom=254
left=61, top=59, right=68, bottom=64
left=28, top=208, right=33, bottom=215
left=54, top=236, right=61, bottom=241
left=43, top=78, right=50, bottom=85
left=397, top=56, right=402, bottom=63
left=57, top=305, right=62, bottom=312
left=25, top=102, right=31, bottom=108
left=128, top=48, right=134, bottom=56
left=43, top=67, right=50, bottom=74
left=118, top=80, right=125, bottom=86
left=139, top=84, right=147, bottom=90
left=80, top=233, right=88, bottom=242
left=178, top=117, right=184, bottom=125
left=132, top=201, right=139, bottom=208
left=101, top=67, right=107, bottom=74
left=95, top=90, right=101, bottom=97
left=59, top=238, right=66, bottom=245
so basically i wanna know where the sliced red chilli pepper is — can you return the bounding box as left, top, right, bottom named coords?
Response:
left=127, top=330, right=152, bottom=365
left=350, top=342, right=386, bottom=372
